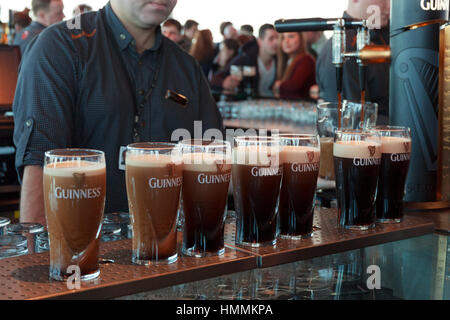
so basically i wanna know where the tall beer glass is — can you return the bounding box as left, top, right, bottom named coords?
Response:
left=277, top=134, right=320, bottom=239
left=43, top=149, right=106, bottom=281
left=374, top=126, right=412, bottom=223
left=317, top=101, right=378, bottom=181
left=333, top=130, right=381, bottom=230
left=232, top=136, right=282, bottom=247
left=126, top=143, right=183, bottom=265
left=180, top=140, right=231, bottom=257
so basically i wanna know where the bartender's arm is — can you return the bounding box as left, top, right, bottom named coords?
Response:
left=13, top=26, right=77, bottom=224
left=20, top=166, right=45, bottom=226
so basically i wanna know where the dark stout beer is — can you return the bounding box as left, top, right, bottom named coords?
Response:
left=232, top=145, right=282, bottom=246
left=182, top=153, right=231, bottom=257
left=126, top=152, right=182, bottom=265
left=43, top=159, right=106, bottom=281
left=376, top=136, right=411, bottom=222
left=279, top=146, right=320, bottom=238
left=334, top=140, right=381, bottom=230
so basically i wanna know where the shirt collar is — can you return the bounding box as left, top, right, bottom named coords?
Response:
left=104, top=2, right=163, bottom=52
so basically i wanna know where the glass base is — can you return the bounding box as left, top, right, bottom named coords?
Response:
left=132, top=253, right=178, bottom=266
left=377, top=218, right=402, bottom=224
left=182, top=247, right=225, bottom=258
left=279, top=231, right=313, bottom=240
left=236, top=239, right=277, bottom=248
left=80, top=269, right=100, bottom=281
left=49, top=268, right=100, bottom=282
left=341, top=223, right=375, bottom=231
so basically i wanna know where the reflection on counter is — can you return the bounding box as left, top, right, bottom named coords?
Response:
left=118, top=234, right=449, bottom=300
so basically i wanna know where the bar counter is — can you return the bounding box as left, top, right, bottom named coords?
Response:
left=0, top=207, right=446, bottom=300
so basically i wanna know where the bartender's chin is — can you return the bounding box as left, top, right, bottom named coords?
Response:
left=138, top=12, right=168, bottom=28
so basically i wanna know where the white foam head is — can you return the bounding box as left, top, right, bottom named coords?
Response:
left=233, top=145, right=280, bottom=166
left=183, top=153, right=231, bottom=172
left=44, top=160, right=105, bottom=177
left=381, top=136, right=411, bottom=154
left=126, top=153, right=182, bottom=168
left=280, top=146, right=320, bottom=164
left=333, top=141, right=381, bottom=159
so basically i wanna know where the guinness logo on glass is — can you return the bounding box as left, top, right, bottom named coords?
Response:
left=368, top=146, right=376, bottom=157
left=403, top=142, right=410, bottom=153
left=307, top=151, right=315, bottom=163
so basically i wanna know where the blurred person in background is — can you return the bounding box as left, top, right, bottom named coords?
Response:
left=223, top=24, right=238, bottom=41
left=73, top=4, right=92, bottom=16
left=182, top=19, right=198, bottom=51
left=13, top=0, right=65, bottom=54
left=162, top=18, right=191, bottom=50
left=189, top=29, right=215, bottom=77
left=219, top=21, right=233, bottom=41
left=273, top=31, right=316, bottom=100
left=210, top=24, right=279, bottom=98
left=238, top=24, right=254, bottom=45
left=13, top=9, right=32, bottom=35
left=304, top=31, right=327, bottom=58
left=210, top=38, right=240, bottom=90
left=316, top=0, right=390, bottom=124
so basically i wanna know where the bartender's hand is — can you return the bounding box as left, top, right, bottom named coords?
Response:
left=222, top=75, right=241, bottom=94
left=20, top=166, right=46, bottom=226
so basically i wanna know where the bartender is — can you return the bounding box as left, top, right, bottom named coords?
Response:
left=13, top=0, right=223, bottom=226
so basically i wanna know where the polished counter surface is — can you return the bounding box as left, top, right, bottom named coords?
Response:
left=0, top=208, right=435, bottom=300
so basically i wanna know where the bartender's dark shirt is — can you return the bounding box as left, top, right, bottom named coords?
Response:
left=13, top=3, right=223, bottom=213
left=316, top=12, right=390, bottom=124
left=13, top=21, right=46, bottom=54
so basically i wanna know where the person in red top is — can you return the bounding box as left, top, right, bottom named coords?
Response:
left=273, top=31, right=316, bottom=100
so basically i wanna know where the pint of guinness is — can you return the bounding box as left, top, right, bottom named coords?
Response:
left=232, top=136, right=282, bottom=247
left=333, top=131, right=381, bottom=230
left=277, top=134, right=320, bottom=239
left=126, top=143, right=183, bottom=265
left=43, top=149, right=106, bottom=281
left=180, top=140, right=231, bottom=257
left=374, top=126, right=412, bottom=223
left=317, top=101, right=379, bottom=181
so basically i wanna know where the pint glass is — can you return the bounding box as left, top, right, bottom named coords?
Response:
left=317, top=101, right=378, bottom=180
left=374, top=126, right=412, bottom=223
left=180, top=140, right=231, bottom=257
left=232, top=136, right=282, bottom=247
left=277, top=134, right=320, bottom=239
left=43, top=149, right=106, bottom=281
left=126, top=143, right=183, bottom=265
left=333, top=130, right=381, bottom=230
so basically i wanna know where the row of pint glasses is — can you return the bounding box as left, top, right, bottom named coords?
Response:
left=42, top=134, right=321, bottom=281
left=334, top=126, right=412, bottom=230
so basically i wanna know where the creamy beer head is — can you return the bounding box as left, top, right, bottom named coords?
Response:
left=333, top=141, right=382, bottom=159
left=233, top=145, right=280, bottom=166
left=126, top=153, right=182, bottom=168
left=380, top=136, right=412, bottom=154
left=183, top=153, right=231, bottom=172
left=280, top=146, right=320, bottom=164
left=44, top=160, right=105, bottom=176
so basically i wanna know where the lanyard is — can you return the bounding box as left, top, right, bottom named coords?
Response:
left=100, top=8, right=162, bottom=143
